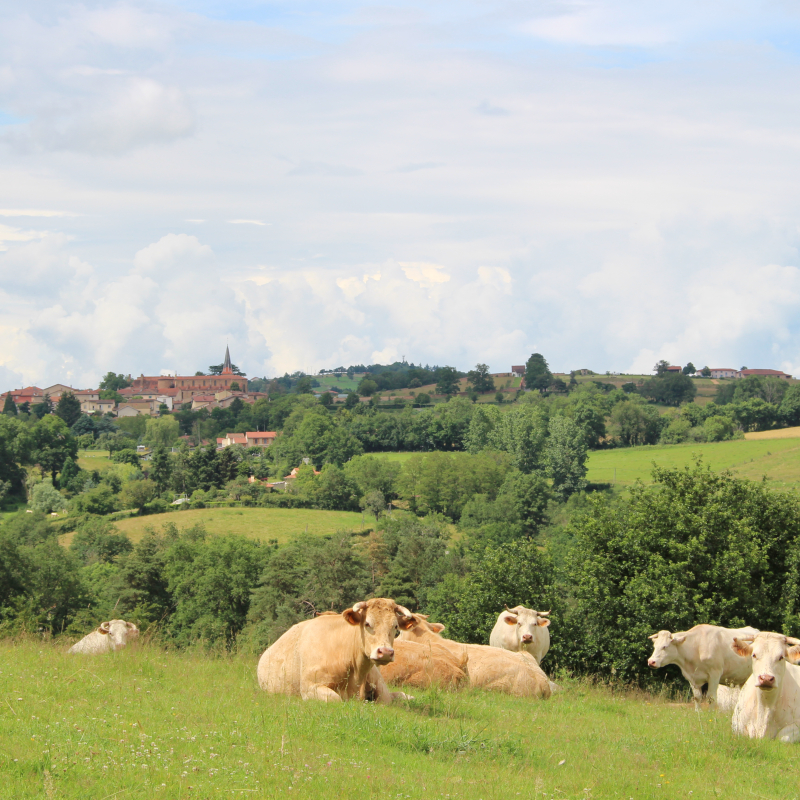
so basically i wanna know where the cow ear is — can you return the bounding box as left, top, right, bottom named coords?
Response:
left=430, top=623, right=446, bottom=633
left=671, top=634, right=686, bottom=645
left=537, top=617, right=551, bottom=628
left=342, top=604, right=366, bottom=626
left=787, top=645, right=800, bottom=664
left=503, top=615, right=518, bottom=626
left=398, top=615, right=415, bottom=631
left=732, top=637, right=753, bottom=658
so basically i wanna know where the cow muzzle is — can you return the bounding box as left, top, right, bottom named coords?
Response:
left=647, top=659, right=657, bottom=668
left=371, top=646, right=395, bottom=664
left=756, top=674, right=776, bottom=689
left=521, top=634, right=533, bottom=643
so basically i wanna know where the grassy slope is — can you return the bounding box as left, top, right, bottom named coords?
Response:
left=315, top=374, right=361, bottom=392
left=2, top=639, right=799, bottom=800
left=76, top=450, right=114, bottom=472
left=587, top=438, right=800, bottom=491
left=94, top=507, right=371, bottom=545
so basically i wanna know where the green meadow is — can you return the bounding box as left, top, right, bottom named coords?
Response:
left=587, top=437, right=800, bottom=491
left=2, top=639, right=799, bottom=800
left=58, top=507, right=373, bottom=547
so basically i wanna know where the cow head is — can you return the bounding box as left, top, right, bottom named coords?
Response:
left=97, top=619, right=140, bottom=650
left=732, top=632, right=800, bottom=692
left=647, top=630, right=686, bottom=668
left=342, top=598, right=414, bottom=665
left=502, top=605, right=551, bottom=645
left=396, top=613, right=445, bottom=643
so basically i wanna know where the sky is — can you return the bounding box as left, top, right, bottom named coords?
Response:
left=3, top=1, right=800, bottom=388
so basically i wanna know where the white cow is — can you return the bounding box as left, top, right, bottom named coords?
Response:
left=489, top=605, right=551, bottom=664
left=647, top=624, right=758, bottom=704
left=731, top=632, right=800, bottom=741
left=68, top=620, right=139, bottom=654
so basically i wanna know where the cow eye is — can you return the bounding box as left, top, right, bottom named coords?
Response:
left=365, top=621, right=372, bottom=629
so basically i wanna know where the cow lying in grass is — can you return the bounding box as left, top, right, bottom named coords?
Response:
left=377, top=638, right=469, bottom=690
left=400, top=614, right=551, bottom=698
left=68, top=620, right=139, bottom=654
left=647, top=624, right=758, bottom=705
left=257, top=598, right=415, bottom=704
left=731, top=632, right=800, bottom=741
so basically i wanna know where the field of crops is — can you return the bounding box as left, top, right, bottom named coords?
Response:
left=586, top=437, right=800, bottom=491
left=2, top=639, right=798, bottom=800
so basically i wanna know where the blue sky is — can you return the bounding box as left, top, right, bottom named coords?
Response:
left=3, top=1, right=800, bottom=387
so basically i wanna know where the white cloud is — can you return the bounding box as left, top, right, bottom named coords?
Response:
left=228, top=219, right=268, bottom=226
left=399, top=262, right=451, bottom=289
left=0, top=209, right=79, bottom=217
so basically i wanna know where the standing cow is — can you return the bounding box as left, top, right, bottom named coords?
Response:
left=68, top=620, right=139, bottom=654
left=647, top=624, right=758, bottom=704
left=731, top=632, right=800, bottom=741
left=490, top=606, right=551, bottom=664
left=257, top=598, right=415, bottom=703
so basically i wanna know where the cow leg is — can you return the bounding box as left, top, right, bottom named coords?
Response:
left=301, top=684, right=342, bottom=702
left=705, top=673, right=721, bottom=705
left=365, top=666, right=413, bottom=705
left=776, top=724, right=800, bottom=743
left=690, top=683, right=704, bottom=710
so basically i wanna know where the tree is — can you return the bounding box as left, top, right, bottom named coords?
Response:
left=358, top=378, right=379, bottom=397
left=415, top=393, right=431, bottom=405
left=467, top=364, right=495, bottom=394
left=72, top=485, right=118, bottom=516
left=545, top=416, right=588, bottom=500
left=0, top=415, right=32, bottom=498
left=229, top=381, right=240, bottom=392
left=71, top=415, right=97, bottom=439
left=344, top=392, right=360, bottom=409
left=120, top=479, right=158, bottom=514
left=209, top=363, right=245, bottom=376
left=435, top=366, right=460, bottom=397
left=31, top=393, right=53, bottom=419
left=682, top=362, right=696, bottom=375
left=55, top=391, right=82, bottom=428
left=360, top=490, right=386, bottom=521
left=639, top=373, right=697, bottom=406
left=524, top=354, right=553, bottom=392
left=701, top=366, right=711, bottom=377
left=294, top=377, right=313, bottom=394
left=99, top=372, right=132, bottom=392
left=653, top=360, right=670, bottom=376
left=58, top=455, right=80, bottom=491
left=144, top=416, right=180, bottom=449
left=319, top=392, right=333, bottom=407
left=29, top=479, right=68, bottom=514
left=31, top=415, right=78, bottom=481
left=3, top=394, right=17, bottom=416
left=150, top=445, right=172, bottom=494
left=780, top=385, right=800, bottom=427
left=345, top=455, right=401, bottom=499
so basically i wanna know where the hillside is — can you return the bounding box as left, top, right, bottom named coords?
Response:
left=586, top=437, right=800, bottom=491
left=3, top=639, right=797, bottom=800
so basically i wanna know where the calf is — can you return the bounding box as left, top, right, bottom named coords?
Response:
left=400, top=614, right=551, bottom=698
left=68, top=620, right=139, bottom=654
left=731, top=632, right=800, bottom=741
left=647, top=624, right=758, bottom=704
left=489, top=605, right=551, bottom=664
left=257, top=598, right=415, bottom=703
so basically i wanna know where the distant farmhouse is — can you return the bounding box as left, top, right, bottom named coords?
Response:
left=709, top=368, right=792, bottom=380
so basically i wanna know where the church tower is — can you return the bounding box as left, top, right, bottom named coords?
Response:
left=222, top=345, right=233, bottom=375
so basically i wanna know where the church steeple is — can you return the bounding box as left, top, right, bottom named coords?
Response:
left=222, top=345, right=233, bottom=375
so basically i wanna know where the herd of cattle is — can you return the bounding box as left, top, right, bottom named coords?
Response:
left=67, top=601, right=800, bottom=743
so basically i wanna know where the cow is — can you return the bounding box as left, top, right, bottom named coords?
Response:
left=68, top=620, right=139, bottom=654
left=399, top=614, right=551, bottom=698
left=489, top=605, right=551, bottom=664
left=647, top=624, right=759, bottom=704
left=257, top=598, right=416, bottom=703
left=731, top=632, right=800, bottom=741
left=377, top=638, right=468, bottom=690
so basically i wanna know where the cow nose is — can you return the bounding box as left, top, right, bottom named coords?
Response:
left=376, top=647, right=394, bottom=660
left=757, top=674, right=776, bottom=687
left=521, top=634, right=533, bottom=642
left=647, top=659, right=656, bottom=668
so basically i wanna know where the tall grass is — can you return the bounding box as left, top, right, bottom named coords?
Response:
left=2, top=639, right=799, bottom=799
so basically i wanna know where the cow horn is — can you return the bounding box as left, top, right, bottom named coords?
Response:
left=504, top=605, right=523, bottom=613
left=352, top=601, right=367, bottom=612
left=538, top=610, right=551, bottom=616
left=739, top=634, right=756, bottom=643
left=395, top=604, right=413, bottom=619
left=786, top=636, right=800, bottom=646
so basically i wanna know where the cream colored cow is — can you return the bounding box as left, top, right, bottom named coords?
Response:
left=68, top=620, right=139, bottom=654
left=378, top=638, right=469, bottom=690
left=490, top=605, right=551, bottom=664
left=257, top=598, right=415, bottom=703
left=400, top=614, right=551, bottom=698
left=731, top=632, right=800, bottom=741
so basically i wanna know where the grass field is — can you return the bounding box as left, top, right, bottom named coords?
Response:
left=63, top=507, right=373, bottom=546
left=76, top=450, right=114, bottom=472
left=315, top=374, right=361, bottom=392
left=587, top=437, right=800, bottom=491
left=3, top=639, right=799, bottom=800
left=745, top=426, right=800, bottom=440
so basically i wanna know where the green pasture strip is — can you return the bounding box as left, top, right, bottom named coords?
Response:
left=2, top=640, right=799, bottom=800
left=105, top=507, right=372, bottom=545
left=315, top=374, right=360, bottom=392
left=76, top=450, right=114, bottom=472
left=587, top=438, right=800, bottom=490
